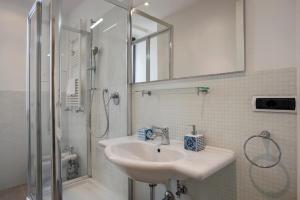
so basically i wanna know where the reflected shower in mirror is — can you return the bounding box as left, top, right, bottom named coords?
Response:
left=131, top=0, right=245, bottom=83
left=132, top=9, right=172, bottom=83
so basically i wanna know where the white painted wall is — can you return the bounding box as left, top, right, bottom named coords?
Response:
left=296, top=0, right=300, bottom=199
left=0, top=0, right=34, bottom=92
left=135, top=41, right=147, bottom=82
left=0, top=0, right=34, bottom=190
left=165, top=0, right=296, bottom=77
left=246, top=0, right=296, bottom=72
left=166, top=0, right=240, bottom=78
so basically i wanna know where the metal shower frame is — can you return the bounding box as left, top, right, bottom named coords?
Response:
left=27, top=0, right=135, bottom=200
left=26, top=1, right=43, bottom=200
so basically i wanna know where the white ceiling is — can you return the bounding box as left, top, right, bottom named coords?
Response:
left=62, top=0, right=85, bottom=13
left=134, top=0, right=199, bottom=19
left=24, top=0, right=199, bottom=20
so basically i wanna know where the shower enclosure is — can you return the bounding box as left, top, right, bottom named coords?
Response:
left=26, top=0, right=132, bottom=199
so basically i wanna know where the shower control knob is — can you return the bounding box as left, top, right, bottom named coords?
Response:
left=111, top=92, right=120, bottom=105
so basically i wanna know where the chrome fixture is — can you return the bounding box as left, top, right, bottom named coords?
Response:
left=92, top=46, right=99, bottom=55
left=141, top=90, right=151, bottom=96
left=90, top=89, right=120, bottom=139
left=197, top=86, right=210, bottom=95
left=135, top=86, right=210, bottom=97
left=148, top=184, right=175, bottom=200
left=163, top=191, right=175, bottom=200
left=149, top=184, right=156, bottom=200
left=243, top=130, right=282, bottom=168
left=175, top=180, right=187, bottom=198
left=150, top=126, right=170, bottom=145
left=87, top=46, right=100, bottom=71
left=111, top=92, right=120, bottom=105
left=102, top=89, right=110, bottom=137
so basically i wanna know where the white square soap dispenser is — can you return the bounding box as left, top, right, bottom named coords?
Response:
left=184, top=125, right=205, bottom=152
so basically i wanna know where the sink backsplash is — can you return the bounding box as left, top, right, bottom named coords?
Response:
left=132, top=67, right=297, bottom=200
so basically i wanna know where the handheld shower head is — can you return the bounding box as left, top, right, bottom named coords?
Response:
left=88, top=46, right=100, bottom=71
left=92, top=46, right=99, bottom=56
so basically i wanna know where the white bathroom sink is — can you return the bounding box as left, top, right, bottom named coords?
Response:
left=100, top=136, right=236, bottom=184
left=104, top=141, right=186, bottom=183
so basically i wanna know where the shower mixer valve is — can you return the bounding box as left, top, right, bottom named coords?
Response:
left=110, top=92, right=120, bottom=105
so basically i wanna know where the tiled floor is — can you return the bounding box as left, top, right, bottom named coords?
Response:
left=62, top=179, right=119, bottom=200
left=0, top=184, right=27, bottom=200
left=0, top=179, right=117, bottom=200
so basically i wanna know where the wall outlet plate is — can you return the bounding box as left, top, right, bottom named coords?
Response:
left=252, top=96, right=296, bottom=113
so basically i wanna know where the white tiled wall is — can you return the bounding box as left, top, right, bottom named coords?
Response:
left=0, top=0, right=35, bottom=190
left=89, top=4, right=129, bottom=200
left=132, top=67, right=297, bottom=200
left=0, top=92, right=26, bottom=190
left=62, top=2, right=130, bottom=198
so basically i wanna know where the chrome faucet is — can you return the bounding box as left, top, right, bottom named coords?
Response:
left=150, top=126, right=170, bottom=145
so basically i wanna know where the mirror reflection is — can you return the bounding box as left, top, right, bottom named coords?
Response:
left=131, top=0, right=245, bottom=83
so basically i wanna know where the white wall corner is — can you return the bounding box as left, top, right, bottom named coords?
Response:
left=297, top=0, right=300, bottom=199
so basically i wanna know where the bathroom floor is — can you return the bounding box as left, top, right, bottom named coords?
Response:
left=0, top=179, right=116, bottom=200
left=42, top=178, right=118, bottom=200
left=0, top=184, right=27, bottom=200
left=63, top=179, right=118, bottom=200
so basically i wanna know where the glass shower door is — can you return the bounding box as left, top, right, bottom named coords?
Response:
left=27, top=1, right=51, bottom=199
left=27, top=2, right=41, bottom=198
left=27, top=0, right=131, bottom=199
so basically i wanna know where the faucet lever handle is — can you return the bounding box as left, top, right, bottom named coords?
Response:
left=151, top=126, right=170, bottom=145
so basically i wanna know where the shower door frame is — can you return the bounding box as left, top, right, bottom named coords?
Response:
left=27, top=0, right=134, bottom=199
left=26, top=1, right=43, bottom=200
left=49, top=0, right=134, bottom=199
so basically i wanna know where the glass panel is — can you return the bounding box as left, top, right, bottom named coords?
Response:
left=131, top=9, right=172, bottom=83
left=134, top=41, right=147, bottom=83
left=27, top=1, right=51, bottom=199
left=59, top=15, right=90, bottom=183
left=150, top=31, right=170, bottom=81
left=132, top=12, right=168, bottom=40
left=28, top=7, right=38, bottom=199
left=40, top=1, right=51, bottom=198
left=59, top=0, right=129, bottom=199
left=60, top=27, right=86, bottom=181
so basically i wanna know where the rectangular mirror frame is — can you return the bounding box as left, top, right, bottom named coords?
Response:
left=130, top=0, right=245, bottom=84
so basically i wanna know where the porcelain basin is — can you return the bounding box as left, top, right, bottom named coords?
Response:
left=104, top=141, right=186, bottom=183
left=101, top=136, right=236, bottom=184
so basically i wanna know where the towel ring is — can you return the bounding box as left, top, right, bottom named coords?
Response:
left=243, top=131, right=281, bottom=168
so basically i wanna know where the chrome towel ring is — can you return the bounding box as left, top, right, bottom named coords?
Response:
left=243, top=131, right=281, bottom=168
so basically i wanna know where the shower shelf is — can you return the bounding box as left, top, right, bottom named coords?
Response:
left=133, top=86, right=210, bottom=97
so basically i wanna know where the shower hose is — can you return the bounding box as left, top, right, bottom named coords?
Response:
left=89, top=86, right=111, bottom=139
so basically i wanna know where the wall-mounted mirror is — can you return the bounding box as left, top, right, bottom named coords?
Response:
left=131, top=0, right=245, bottom=83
